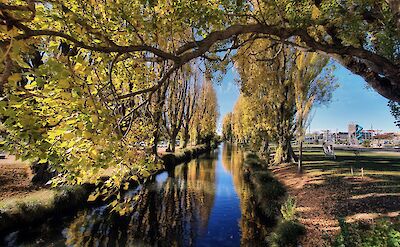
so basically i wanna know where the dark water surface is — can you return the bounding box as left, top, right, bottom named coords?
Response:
left=2, top=144, right=272, bottom=246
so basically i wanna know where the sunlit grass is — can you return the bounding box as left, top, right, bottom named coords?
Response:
left=0, top=189, right=56, bottom=213
left=0, top=186, right=89, bottom=232
left=301, top=149, right=400, bottom=182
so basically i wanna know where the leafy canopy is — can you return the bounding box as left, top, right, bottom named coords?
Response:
left=0, top=0, right=398, bottom=191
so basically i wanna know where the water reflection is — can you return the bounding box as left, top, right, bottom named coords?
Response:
left=221, top=144, right=269, bottom=247
left=3, top=145, right=273, bottom=247
left=65, top=152, right=217, bottom=247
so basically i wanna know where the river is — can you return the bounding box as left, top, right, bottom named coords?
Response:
left=2, top=144, right=273, bottom=247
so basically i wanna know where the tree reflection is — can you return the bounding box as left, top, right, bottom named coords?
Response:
left=2, top=147, right=279, bottom=247
left=221, top=143, right=270, bottom=246
left=65, top=153, right=217, bottom=247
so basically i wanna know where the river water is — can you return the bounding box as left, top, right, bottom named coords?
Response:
left=2, top=144, right=273, bottom=246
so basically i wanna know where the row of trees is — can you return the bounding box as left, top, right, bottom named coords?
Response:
left=152, top=63, right=219, bottom=154
left=223, top=40, right=337, bottom=168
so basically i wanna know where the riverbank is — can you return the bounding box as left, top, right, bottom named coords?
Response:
left=0, top=143, right=217, bottom=234
left=160, top=143, right=212, bottom=169
left=271, top=149, right=400, bottom=246
left=243, top=152, right=305, bottom=246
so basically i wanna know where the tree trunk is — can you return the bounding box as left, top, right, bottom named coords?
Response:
left=167, top=134, right=177, bottom=153
left=260, top=139, right=270, bottom=165
left=152, top=129, right=160, bottom=157
left=151, top=83, right=167, bottom=158
left=195, top=127, right=201, bottom=145
left=288, top=144, right=297, bottom=162
left=388, top=0, right=400, bottom=30
left=182, top=126, right=189, bottom=148
left=205, top=136, right=211, bottom=149
left=274, top=135, right=296, bottom=164
left=274, top=141, right=287, bottom=164
left=298, top=140, right=303, bottom=173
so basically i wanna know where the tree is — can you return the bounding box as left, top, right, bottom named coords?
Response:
left=162, top=68, right=189, bottom=153
left=222, top=113, right=233, bottom=142
left=388, top=100, right=400, bottom=128
left=1, top=1, right=398, bottom=100
left=149, top=64, right=170, bottom=157
left=231, top=98, right=246, bottom=144
left=234, top=39, right=336, bottom=165
left=0, top=0, right=398, bottom=191
left=292, top=52, right=336, bottom=171
left=235, top=40, right=297, bottom=164
left=180, top=71, right=199, bottom=148
left=191, top=78, right=219, bottom=147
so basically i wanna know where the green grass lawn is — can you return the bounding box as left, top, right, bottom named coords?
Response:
left=301, top=149, right=400, bottom=181
left=299, top=148, right=400, bottom=220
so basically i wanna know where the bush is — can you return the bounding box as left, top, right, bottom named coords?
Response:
left=251, top=171, right=274, bottom=184
left=281, top=196, right=297, bottom=221
left=0, top=186, right=90, bottom=232
left=244, top=152, right=305, bottom=246
left=334, top=218, right=400, bottom=247
left=254, top=179, right=286, bottom=202
left=245, top=155, right=286, bottom=222
left=268, top=220, right=306, bottom=247
left=259, top=200, right=281, bottom=222
left=245, top=152, right=260, bottom=161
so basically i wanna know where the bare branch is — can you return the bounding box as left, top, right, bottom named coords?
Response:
left=116, top=65, right=179, bottom=100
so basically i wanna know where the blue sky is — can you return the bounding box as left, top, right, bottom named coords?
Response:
left=215, top=62, right=398, bottom=133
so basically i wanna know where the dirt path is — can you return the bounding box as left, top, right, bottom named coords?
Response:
left=271, top=164, right=400, bottom=246
left=0, top=155, right=38, bottom=199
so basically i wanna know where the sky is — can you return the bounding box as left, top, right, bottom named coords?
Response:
left=215, top=62, right=398, bottom=134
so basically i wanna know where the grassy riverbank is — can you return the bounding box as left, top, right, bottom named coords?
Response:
left=272, top=148, right=400, bottom=246
left=0, top=186, right=90, bottom=232
left=0, top=144, right=216, bottom=234
left=243, top=152, right=305, bottom=246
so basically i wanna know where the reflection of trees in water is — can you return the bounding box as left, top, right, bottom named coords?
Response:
left=65, top=156, right=216, bottom=247
left=221, top=144, right=269, bottom=246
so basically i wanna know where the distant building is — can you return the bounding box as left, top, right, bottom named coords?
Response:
left=348, top=123, right=357, bottom=144
left=362, top=130, right=374, bottom=140
left=305, top=123, right=393, bottom=146
left=370, top=132, right=400, bottom=147
left=305, top=132, right=321, bottom=144
left=347, top=122, right=374, bottom=144
left=333, top=132, right=348, bottom=144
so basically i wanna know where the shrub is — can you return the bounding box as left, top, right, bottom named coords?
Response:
left=281, top=196, right=297, bottom=221
left=259, top=200, right=281, bottom=222
left=268, top=220, right=306, bottom=247
left=254, top=179, right=286, bottom=201
left=244, top=152, right=305, bottom=246
left=334, top=218, right=400, bottom=247
left=251, top=171, right=274, bottom=184
left=245, top=152, right=259, bottom=160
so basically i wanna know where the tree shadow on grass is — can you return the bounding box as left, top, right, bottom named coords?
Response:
left=301, top=150, right=400, bottom=221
